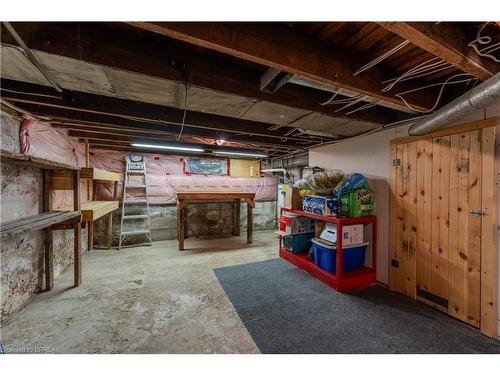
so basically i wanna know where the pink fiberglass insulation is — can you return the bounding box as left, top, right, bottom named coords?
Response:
left=20, top=118, right=278, bottom=207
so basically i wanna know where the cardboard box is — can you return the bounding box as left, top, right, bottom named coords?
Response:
left=284, top=186, right=302, bottom=210
left=302, top=195, right=335, bottom=216
left=319, top=223, right=364, bottom=245
left=279, top=212, right=315, bottom=235
left=338, top=188, right=374, bottom=217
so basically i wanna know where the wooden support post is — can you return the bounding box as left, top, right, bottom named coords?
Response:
left=247, top=200, right=253, bottom=244
left=43, top=170, right=54, bottom=291
left=107, top=212, right=113, bottom=249
left=85, top=139, right=91, bottom=201
left=88, top=221, right=94, bottom=252
left=177, top=200, right=185, bottom=251
left=232, top=199, right=241, bottom=236
left=73, top=169, right=82, bottom=287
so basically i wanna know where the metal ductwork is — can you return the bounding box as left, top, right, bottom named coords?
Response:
left=408, top=72, right=500, bottom=136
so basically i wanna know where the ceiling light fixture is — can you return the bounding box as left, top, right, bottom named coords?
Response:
left=213, top=150, right=267, bottom=158
left=131, top=143, right=205, bottom=153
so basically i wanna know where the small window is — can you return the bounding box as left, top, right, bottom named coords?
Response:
left=184, top=157, right=229, bottom=175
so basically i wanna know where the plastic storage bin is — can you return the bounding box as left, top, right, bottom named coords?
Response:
left=283, top=232, right=314, bottom=254
left=311, top=238, right=369, bottom=273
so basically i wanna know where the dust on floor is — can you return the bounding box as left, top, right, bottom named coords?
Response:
left=0, top=231, right=278, bottom=353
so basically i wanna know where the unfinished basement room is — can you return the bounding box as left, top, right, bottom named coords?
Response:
left=1, top=4, right=500, bottom=367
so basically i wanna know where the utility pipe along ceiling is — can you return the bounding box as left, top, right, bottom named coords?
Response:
left=0, top=22, right=498, bottom=157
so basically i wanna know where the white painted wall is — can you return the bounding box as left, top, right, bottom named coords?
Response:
left=309, top=103, right=500, bottom=338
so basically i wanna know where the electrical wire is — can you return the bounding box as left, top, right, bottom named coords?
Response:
left=334, top=95, right=367, bottom=112
left=468, top=22, right=500, bottom=63
left=354, top=40, right=410, bottom=76
left=176, top=83, right=189, bottom=140
left=395, top=73, right=477, bottom=113
left=345, top=100, right=381, bottom=115
left=305, top=114, right=430, bottom=149
left=382, top=57, right=452, bottom=92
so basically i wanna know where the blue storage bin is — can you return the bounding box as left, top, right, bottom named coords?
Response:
left=283, top=232, right=314, bottom=254
left=311, top=238, right=369, bottom=273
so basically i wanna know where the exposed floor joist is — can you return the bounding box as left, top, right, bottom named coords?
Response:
left=0, top=23, right=402, bottom=126
left=127, top=22, right=437, bottom=112
left=377, top=22, right=498, bottom=80
left=1, top=80, right=334, bottom=147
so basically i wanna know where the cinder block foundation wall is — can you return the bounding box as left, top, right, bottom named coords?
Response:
left=0, top=113, right=88, bottom=322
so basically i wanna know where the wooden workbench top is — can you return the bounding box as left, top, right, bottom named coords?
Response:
left=80, top=167, right=121, bottom=182
left=176, top=192, right=256, bottom=200
left=59, top=201, right=119, bottom=221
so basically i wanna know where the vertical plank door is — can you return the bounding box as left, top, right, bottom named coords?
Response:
left=389, top=120, right=497, bottom=336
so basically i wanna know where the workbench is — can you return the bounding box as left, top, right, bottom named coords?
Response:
left=54, top=166, right=120, bottom=250
left=0, top=150, right=82, bottom=290
left=176, top=192, right=256, bottom=251
left=58, top=200, right=119, bottom=249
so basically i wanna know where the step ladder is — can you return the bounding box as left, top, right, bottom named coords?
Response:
left=119, top=155, right=152, bottom=249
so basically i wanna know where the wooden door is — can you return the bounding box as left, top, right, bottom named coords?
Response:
left=389, top=119, right=497, bottom=337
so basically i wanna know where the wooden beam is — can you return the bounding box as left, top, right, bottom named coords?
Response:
left=54, top=123, right=301, bottom=153
left=128, top=22, right=435, bottom=111
left=377, top=22, right=498, bottom=80
left=1, top=81, right=327, bottom=146
left=1, top=22, right=400, bottom=123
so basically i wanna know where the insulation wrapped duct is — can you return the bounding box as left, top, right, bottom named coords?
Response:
left=408, top=72, right=500, bottom=136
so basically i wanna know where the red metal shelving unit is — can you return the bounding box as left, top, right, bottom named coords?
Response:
left=279, top=208, right=377, bottom=292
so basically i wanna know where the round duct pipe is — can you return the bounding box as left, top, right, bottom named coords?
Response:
left=408, top=72, right=500, bottom=136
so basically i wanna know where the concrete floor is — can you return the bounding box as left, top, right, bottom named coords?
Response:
left=1, top=231, right=279, bottom=353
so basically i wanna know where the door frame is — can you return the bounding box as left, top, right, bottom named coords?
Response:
left=389, top=117, right=499, bottom=338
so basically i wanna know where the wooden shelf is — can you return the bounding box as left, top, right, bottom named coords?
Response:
left=1, top=211, right=81, bottom=238
left=80, top=167, right=120, bottom=181
left=59, top=201, right=119, bottom=222
left=279, top=248, right=376, bottom=293
left=0, top=150, right=78, bottom=170
left=281, top=208, right=376, bottom=225
left=279, top=208, right=377, bottom=292
left=1, top=150, right=82, bottom=289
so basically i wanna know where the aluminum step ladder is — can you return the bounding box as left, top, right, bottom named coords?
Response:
left=119, top=155, right=152, bottom=249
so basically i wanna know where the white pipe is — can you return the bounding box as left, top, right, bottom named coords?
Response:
left=261, top=168, right=287, bottom=174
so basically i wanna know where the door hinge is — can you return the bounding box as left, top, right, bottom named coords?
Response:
left=392, top=159, right=401, bottom=167
left=469, top=209, right=487, bottom=217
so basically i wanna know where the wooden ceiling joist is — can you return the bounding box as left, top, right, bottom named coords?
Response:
left=1, top=80, right=326, bottom=146
left=127, top=22, right=436, bottom=112
left=377, top=22, right=498, bottom=80
left=15, top=102, right=316, bottom=149
left=0, top=22, right=399, bottom=125
left=51, top=122, right=305, bottom=152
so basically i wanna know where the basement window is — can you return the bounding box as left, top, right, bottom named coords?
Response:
left=184, top=157, right=229, bottom=175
